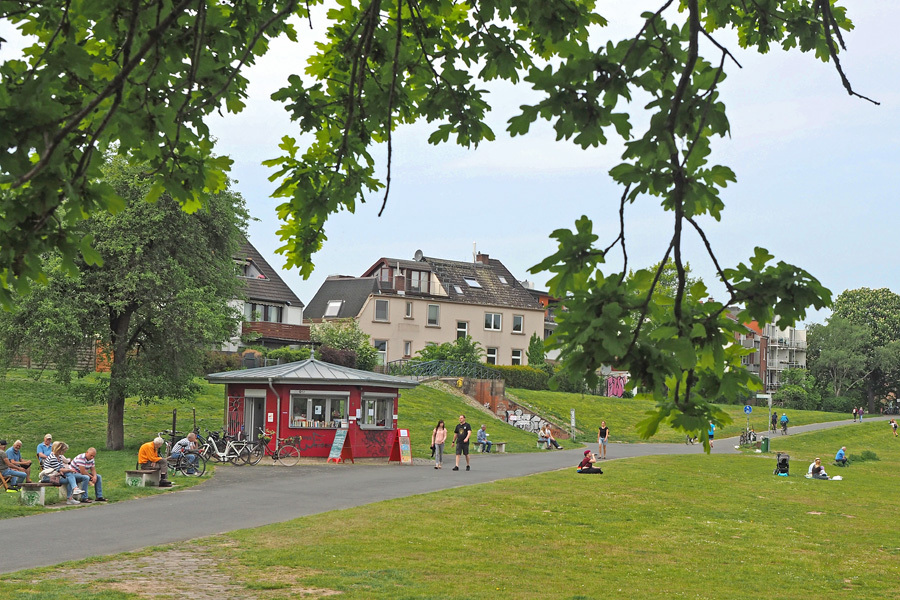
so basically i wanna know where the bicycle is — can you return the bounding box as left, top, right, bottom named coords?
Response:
left=781, top=421, right=788, bottom=435
left=198, top=429, right=250, bottom=465
left=243, top=427, right=301, bottom=466
left=157, top=430, right=207, bottom=477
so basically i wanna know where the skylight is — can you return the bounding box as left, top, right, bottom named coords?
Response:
left=454, top=285, right=463, bottom=294
left=324, top=300, right=342, bottom=317
left=498, top=276, right=507, bottom=284
left=464, top=277, right=481, bottom=288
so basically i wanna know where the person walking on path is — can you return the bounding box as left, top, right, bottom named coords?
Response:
left=708, top=422, right=715, bottom=448
left=598, top=421, right=609, bottom=459
left=431, top=420, right=447, bottom=469
left=891, top=419, right=898, bottom=437
left=770, top=412, right=778, bottom=433
left=451, top=415, right=472, bottom=471
left=852, top=407, right=857, bottom=422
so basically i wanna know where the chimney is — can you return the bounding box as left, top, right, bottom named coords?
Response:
left=475, top=252, right=490, bottom=265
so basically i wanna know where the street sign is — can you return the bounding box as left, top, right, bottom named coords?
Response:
left=744, top=405, right=752, bottom=414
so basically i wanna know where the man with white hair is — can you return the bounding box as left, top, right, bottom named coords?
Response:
left=137, top=437, right=172, bottom=487
left=5, top=440, right=32, bottom=483
left=72, top=447, right=108, bottom=502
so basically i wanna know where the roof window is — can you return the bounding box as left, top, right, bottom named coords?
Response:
left=464, top=277, right=481, bottom=288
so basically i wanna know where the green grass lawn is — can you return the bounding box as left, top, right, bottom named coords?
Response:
left=509, top=388, right=847, bottom=443
left=0, top=370, right=224, bottom=516
left=3, top=420, right=898, bottom=599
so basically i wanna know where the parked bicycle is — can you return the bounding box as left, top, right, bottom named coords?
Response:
left=738, top=428, right=757, bottom=446
left=197, top=429, right=250, bottom=464
left=243, top=427, right=302, bottom=466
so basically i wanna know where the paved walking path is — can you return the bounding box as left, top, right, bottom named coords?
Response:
left=0, top=416, right=885, bottom=574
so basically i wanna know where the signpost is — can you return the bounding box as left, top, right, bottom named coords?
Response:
left=743, top=404, right=752, bottom=433
left=570, top=409, right=576, bottom=443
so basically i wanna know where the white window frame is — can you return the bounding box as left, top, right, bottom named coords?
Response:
left=464, top=277, right=482, bottom=288
left=374, top=339, right=388, bottom=366
left=485, top=312, right=502, bottom=331
left=359, top=393, right=396, bottom=429
left=374, top=299, right=389, bottom=322
left=456, top=321, right=468, bottom=340
left=324, top=300, right=343, bottom=318
left=512, top=314, right=524, bottom=333
left=403, top=340, right=412, bottom=357
left=289, top=391, right=350, bottom=429
left=427, top=304, right=440, bottom=327
left=511, top=349, right=522, bottom=366
left=405, top=301, right=413, bottom=318
left=486, top=348, right=498, bottom=365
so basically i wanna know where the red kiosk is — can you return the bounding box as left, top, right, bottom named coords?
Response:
left=206, top=359, right=418, bottom=459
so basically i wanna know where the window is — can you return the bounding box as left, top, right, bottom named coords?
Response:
left=374, top=339, right=387, bottom=366
left=378, top=266, right=392, bottom=283
left=374, top=299, right=389, bottom=322
left=512, top=314, right=524, bottom=333
left=485, top=312, right=502, bottom=331
left=403, top=340, right=412, bottom=357
left=511, top=349, right=522, bottom=366
left=464, top=277, right=481, bottom=288
left=360, top=393, right=395, bottom=428
left=456, top=321, right=468, bottom=340
left=405, top=301, right=413, bottom=318
left=290, top=392, right=349, bottom=428
left=409, top=270, right=425, bottom=292
left=427, top=304, right=440, bottom=326
left=244, top=303, right=282, bottom=323
left=324, top=300, right=342, bottom=317
left=498, top=276, right=508, bottom=284
left=453, top=285, right=463, bottom=294
left=486, top=348, right=498, bottom=365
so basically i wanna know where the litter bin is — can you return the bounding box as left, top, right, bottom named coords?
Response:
left=761, top=436, right=770, bottom=452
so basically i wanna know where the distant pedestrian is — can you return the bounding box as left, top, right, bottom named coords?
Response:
left=852, top=407, right=857, bottom=422
left=431, top=420, right=447, bottom=469
left=858, top=407, right=864, bottom=422
left=891, top=419, right=898, bottom=438
left=452, top=415, right=472, bottom=471
left=708, top=422, right=715, bottom=448
left=598, top=421, right=609, bottom=459
left=770, top=412, right=778, bottom=432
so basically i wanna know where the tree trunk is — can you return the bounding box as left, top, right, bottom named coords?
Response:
left=106, top=309, right=133, bottom=450
left=866, top=379, right=876, bottom=415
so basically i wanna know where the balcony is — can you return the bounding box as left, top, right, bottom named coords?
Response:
left=242, top=321, right=310, bottom=343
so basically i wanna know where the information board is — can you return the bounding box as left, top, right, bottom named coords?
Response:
left=326, top=428, right=349, bottom=463
left=398, top=429, right=412, bottom=465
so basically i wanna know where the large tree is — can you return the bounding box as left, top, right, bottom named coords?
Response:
left=806, top=316, right=871, bottom=399
left=0, top=157, right=248, bottom=449
left=831, top=288, right=900, bottom=412
left=2, top=2, right=874, bottom=445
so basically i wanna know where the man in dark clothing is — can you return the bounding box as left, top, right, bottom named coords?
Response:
left=577, top=450, right=603, bottom=474
left=452, top=414, right=472, bottom=471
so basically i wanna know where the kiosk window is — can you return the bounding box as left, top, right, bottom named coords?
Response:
left=290, top=394, right=348, bottom=428
left=360, top=396, right=394, bottom=428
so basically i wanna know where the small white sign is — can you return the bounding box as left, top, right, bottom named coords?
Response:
left=267, top=413, right=274, bottom=423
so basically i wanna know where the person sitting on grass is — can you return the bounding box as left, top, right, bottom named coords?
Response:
left=576, top=450, right=603, bottom=474
left=810, top=458, right=829, bottom=480
left=138, top=437, right=172, bottom=487
left=835, top=446, right=849, bottom=466
left=5, top=440, right=32, bottom=483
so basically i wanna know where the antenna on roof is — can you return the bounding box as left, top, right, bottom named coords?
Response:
left=473, top=242, right=477, bottom=264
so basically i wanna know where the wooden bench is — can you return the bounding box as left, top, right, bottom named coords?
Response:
left=19, top=482, right=68, bottom=507
left=125, top=469, right=161, bottom=487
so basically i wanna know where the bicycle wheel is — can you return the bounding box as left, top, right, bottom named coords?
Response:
left=183, top=452, right=206, bottom=477
left=246, top=441, right=265, bottom=466
left=229, top=444, right=250, bottom=465
left=276, top=445, right=300, bottom=467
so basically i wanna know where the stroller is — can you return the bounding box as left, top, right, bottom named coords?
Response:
left=773, top=452, right=790, bottom=476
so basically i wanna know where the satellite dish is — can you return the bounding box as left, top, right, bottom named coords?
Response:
left=600, top=365, right=612, bottom=376
left=413, top=249, right=424, bottom=261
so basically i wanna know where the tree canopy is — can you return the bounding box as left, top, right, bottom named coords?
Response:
left=2, top=1, right=875, bottom=446
left=0, top=157, right=248, bottom=449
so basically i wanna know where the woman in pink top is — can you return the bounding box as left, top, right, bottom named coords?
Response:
left=431, top=420, right=448, bottom=469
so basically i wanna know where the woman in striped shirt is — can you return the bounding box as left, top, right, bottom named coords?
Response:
left=43, top=441, right=90, bottom=505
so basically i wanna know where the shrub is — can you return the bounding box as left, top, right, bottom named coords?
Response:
left=201, top=351, right=242, bottom=374
left=820, top=395, right=856, bottom=413
left=493, top=365, right=549, bottom=390
left=267, top=347, right=311, bottom=363
left=318, top=346, right=357, bottom=368
left=848, top=450, right=879, bottom=463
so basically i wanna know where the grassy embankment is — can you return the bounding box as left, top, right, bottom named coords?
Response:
left=2, top=419, right=897, bottom=598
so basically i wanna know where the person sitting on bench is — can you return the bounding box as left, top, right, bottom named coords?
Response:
left=834, top=446, right=849, bottom=466
left=0, top=440, right=27, bottom=491
left=138, top=437, right=172, bottom=487
left=476, top=425, right=492, bottom=453
left=5, top=440, right=32, bottom=483
left=43, top=441, right=90, bottom=505
left=577, top=450, right=603, bottom=474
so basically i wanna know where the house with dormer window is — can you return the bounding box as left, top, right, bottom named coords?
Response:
left=304, top=251, right=545, bottom=367
left=223, top=240, right=310, bottom=351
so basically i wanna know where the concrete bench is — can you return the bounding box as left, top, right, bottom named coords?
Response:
left=536, top=441, right=550, bottom=449
left=19, top=482, right=68, bottom=507
left=125, top=469, right=161, bottom=487
left=474, top=441, right=506, bottom=453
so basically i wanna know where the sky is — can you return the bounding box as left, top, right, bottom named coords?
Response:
left=4, top=2, right=899, bottom=327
